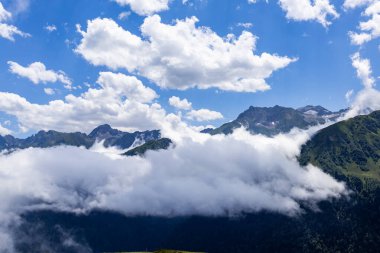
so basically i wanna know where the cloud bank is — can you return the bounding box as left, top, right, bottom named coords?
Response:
left=0, top=125, right=347, bottom=252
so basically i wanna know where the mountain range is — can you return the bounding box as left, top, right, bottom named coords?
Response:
left=208, top=105, right=345, bottom=136
left=0, top=124, right=161, bottom=154
left=0, top=105, right=345, bottom=156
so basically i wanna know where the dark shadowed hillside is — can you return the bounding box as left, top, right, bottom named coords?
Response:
left=123, top=138, right=173, bottom=156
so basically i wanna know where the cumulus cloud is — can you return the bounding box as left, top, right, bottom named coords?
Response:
left=343, top=0, right=373, bottom=9
left=43, top=88, right=55, bottom=95
left=345, top=52, right=380, bottom=118
left=75, top=15, right=296, bottom=93
left=0, top=125, right=347, bottom=251
left=44, top=24, right=57, bottom=32
left=0, top=2, right=29, bottom=41
left=0, top=72, right=164, bottom=133
left=0, top=23, right=28, bottom=40
left=345, top=89, right=354, bottom=103
left=237, top=22, right=253, bottom=28
left=345, top=0, right=380, bottom=45
left=114, top=0, right=170, bottom=15
left=186, top=109, right=223, bottom=121
left=97, top=72, right=158, bottom=103
left=169, top=96, right=192, bottom=110
left=278, top=0, right=339, bottom=27
left=0, top=123, right=12, bottom=135
left=8, top=61, right=72, bottom=88
left=0, top=2, right=11, bottom=21
left=351, top=52, right=375, bottom=89
left=345, top=88, right=380, bottom=118
left=6, top=0, right=31, bottom=16
left=118, top=11, right=131, bottom=20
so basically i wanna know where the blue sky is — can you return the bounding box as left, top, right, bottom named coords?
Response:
left=0, top=0, right=379, bottom=136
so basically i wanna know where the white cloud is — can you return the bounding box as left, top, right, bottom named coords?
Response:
left=43, top=88, right=55, bottom=95
left=0, top=124, right=347, bottom=251
left=186, top=109, right=223, bottom=121
left=349, top=32, right=372, bottom=45
left=343, top=0, right=373, bottom=10
left=0, top=3, right=11, bottom=22
left=0, top=124, right=12, bottom=135
left=75, top=16, right=296, bottom=93
left=345, top=89, right=354, bottom=103
left=237, top=22, right=253, bottom=28
left=346, top=0, right=380, bottom=45
left=278, top=0, right=339, bottom=27
left=118, top=11, right=131, bottom=20
left=169, top=96, right=192, bottom=110
left=8, top=61, right=72, bottom=88
left=0, top=23, right=29, bottom=41
left=0, top=2, right=29, bottom=41
left=98, top=72, right=158, bottom=103
left=345, top=88, right=380, bottom=118
left=345, top=51, right=380, bottom=118
left=75, top=19, right=150, bottom=72
left=248, top=0, right=268, bottom=3
left=44, top=24, right=57, bottom=32
left=351, top=52, right=375, bottom=89
left=114, top=0, right=170, bottom=16
left=6, top=0, right=31, bottom=16
left=0, top=72, right=164, bottom=133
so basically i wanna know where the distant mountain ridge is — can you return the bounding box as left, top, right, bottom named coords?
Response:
left=0, top=124, right=161, bottom=153
left=0, top=105, right=346, bottom=155
left=209, top=105, right=345, bottom=136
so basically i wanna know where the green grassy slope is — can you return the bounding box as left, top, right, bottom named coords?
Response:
left=299, top=110, right=380, bottom=190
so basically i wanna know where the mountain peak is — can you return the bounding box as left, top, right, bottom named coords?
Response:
left=210, top=105, right=345, bottom=136
left=93, top=124, right=112, bottom=131
left=297, top=105, right=332, bottom=116
left=89, top=124, right=122, bottom=139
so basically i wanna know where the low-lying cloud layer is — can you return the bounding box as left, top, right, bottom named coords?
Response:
left=0, top=126, right=347, bottom=252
